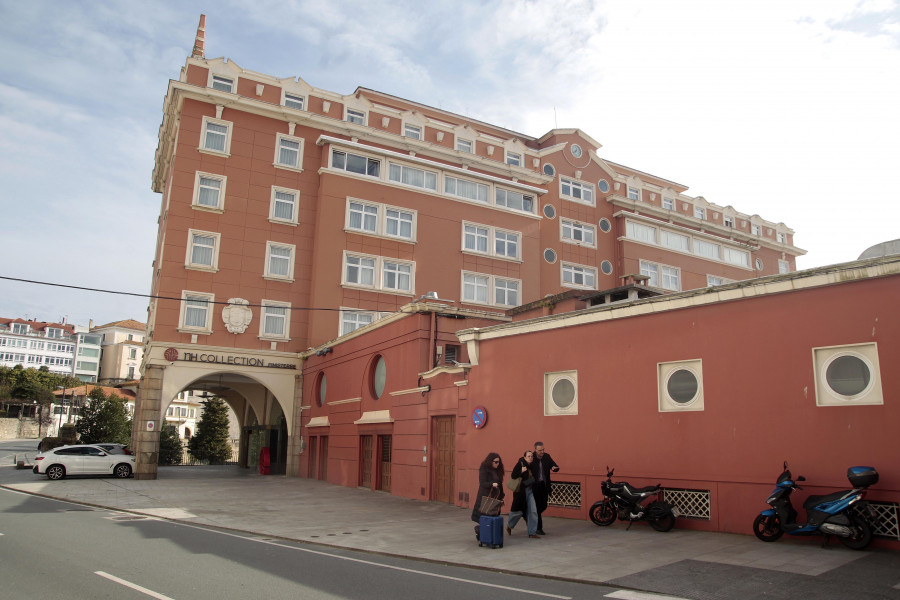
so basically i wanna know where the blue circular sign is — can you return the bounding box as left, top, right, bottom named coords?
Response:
left=472, top=406, right=488, bottom=429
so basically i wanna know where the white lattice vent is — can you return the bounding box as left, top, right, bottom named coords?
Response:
left=549, top=481, right=581, bottom=508
left=662, top=487, right=711, bottom=520
left=869, top=502, right=900, bottom=540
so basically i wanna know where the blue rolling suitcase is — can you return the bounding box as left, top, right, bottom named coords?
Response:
left=478, top=514, right=504, bottom=548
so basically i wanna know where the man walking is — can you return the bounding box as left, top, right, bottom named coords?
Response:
left=532, top=441, right=559, bottom=535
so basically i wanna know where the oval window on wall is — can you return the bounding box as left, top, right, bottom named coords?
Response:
left=551, top=378, right=576, bottom=409
left=372, top=355, right=387, bottom=399
left=601, top=260, right=613, bottom=275
left=598, top=179, right=610, bottom=193
left=666, top=369, right=699, bottom=404
left=598, top=218, right=612, bottom=233
left=825, top=354, right=871, bottom=398
left=544, top=248, right=557, bottom=263
left=316, top=372, right=327, bottom=407
left=543, top=204, right=556, bottom=219
left=543, top=163, right=556, bottom=177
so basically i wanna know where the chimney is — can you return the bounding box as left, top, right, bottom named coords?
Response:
left=89, top=319, right=94, bottom=329
left=192, top=14, right=206, bottom=59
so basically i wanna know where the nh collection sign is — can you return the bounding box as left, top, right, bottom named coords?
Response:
left=164, top=348, right=297, bottom=370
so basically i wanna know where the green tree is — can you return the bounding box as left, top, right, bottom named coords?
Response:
left=158, top=425, right=183, bottom=465
left=75, top=387, right=131, bottom=444
left=11, top=379, right=55, bottom=436
left=187, top=397, right=231, bottom=465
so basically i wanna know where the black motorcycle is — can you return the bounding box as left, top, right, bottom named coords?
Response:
left=589, top=466, right=677, bottom=532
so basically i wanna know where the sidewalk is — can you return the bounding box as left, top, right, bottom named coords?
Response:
left=3, top=460, right=900, bottom=599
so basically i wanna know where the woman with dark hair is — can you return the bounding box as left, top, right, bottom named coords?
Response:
left=471, top=452, right=505, bottom=537
left=507, top=450, right=539, bottom=538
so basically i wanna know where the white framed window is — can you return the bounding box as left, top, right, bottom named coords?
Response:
left=283, top=93, right=305, bottom=110
left=342, top=252, right=415, bottom=295
left=462, top=222, right=521, bottom=260
left=192, top=172, right=225, bottom=211
left=345, top=199, right=416, bottom=242
left=751, top=224, right=762, bottom=236
left=724, top=216, right=735, bottom=228
left=260, top=300, right=291, bottom=341
left=461, top=272, right=521, bottom=307
left=274, top=134, right=303, bottom=170
left=264, top=242, right=295, bottom=281
left=777, top=232, right=787, bottom=244
left=495, top=188, right=534, bottom=213
left=626, top=221, right=657, bottom=244
left=662, top=197, right=675, bottom=210
left=627, top=186, right=640, bottom=201
left=660, top=230, right=690, bottom=252
left=561, top=178, right=595, bottom=206
left=778, top=259, right=790, bottom=274
left=813, top=343, right=883, bottom=407
left=445, top=175, right=488, bottom=203
left=211, top=75, right=234, bottom=93
left=340, top=309, right=375, bottom=335
left=561, top=263, right=597, bottom=290
left=331, top=149, right=381, bottom=177
left=506, top=151, right=522, bottom=167
left=185, top=229, right=221, bottom=271
left=694, top=206, right=706, bottom=219
left=694, top=239, right=721, bottom=260
left=346, top=108, right=366, bottom=125
left=561, top=219, right=596, bottom=247
left=404, top=123, right=422, bottom=140
left=179, top=291, right=214, bottom=334
left=388, top=162, right=437, bottom=191
left=456, top=138, right=473, bottom=153
left=658, top=359, right=704, bottom=412
left=199, top=116, right=232, bottom=156
left=129, top=348, right=137, bottom=359
left=544, top=371, right=578, bottom=416
left=270, top=186, right=299, bottom=225
left=706, top=275, right=733, bottom=287
left=723, top=247, right=749, bottom=267
left=641, top=260, right=681, bottom=291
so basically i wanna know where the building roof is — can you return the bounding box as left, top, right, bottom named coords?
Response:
left=53, top=385, right=136, bottom=400
left=0, top=317, right=76, bottom=335
left=91, top=319, right=146, bottom=331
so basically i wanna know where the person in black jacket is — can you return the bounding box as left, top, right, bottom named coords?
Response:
left=532, top=441, right=559, bottom=535
left=507, top=450, right=540, bottom=538
left=471, top=452, right=505, bottom=537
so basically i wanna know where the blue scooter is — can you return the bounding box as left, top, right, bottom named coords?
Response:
left=753, top=461, right=878, bottom=550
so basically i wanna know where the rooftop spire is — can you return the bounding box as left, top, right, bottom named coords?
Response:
left=191, top=14, right=206, bottom=59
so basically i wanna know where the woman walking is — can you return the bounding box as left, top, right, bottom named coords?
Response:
left=471, top=452, right=505, bottom=538
left=506, top=450, right=540, bottom=538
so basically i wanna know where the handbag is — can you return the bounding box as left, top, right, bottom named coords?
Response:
left=478, top=488, right=502, bottom=516
left=506, top=476, right=521, bottom=492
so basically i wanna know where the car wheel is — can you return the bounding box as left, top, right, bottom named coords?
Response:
left=47, top=465, right=66, bottom=480
left=114, top=463, right=132, bottom=478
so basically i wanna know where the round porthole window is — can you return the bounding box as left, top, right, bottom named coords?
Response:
left=316, top=372, right=327, bottom=407
left=551, top=378, right=576, bottom=409
left=601, top=260, right=613, bottom=275
left=371, top=355, right=386, bottom=399
left=825, top=354, right=872, bottom=398
left=598, top=218, right=612, bottom=233
left=543, top=204, right=556, bottom=219
left=543, top=163, right=555, bottom=177
left=666, top=368, right=699, bottom=404
left=570, top=144, right=583, bottom=158
left=755, top=258, right=764, bottom=270
left=544, top=248, right=557, bottom=263
left=598, top=179, right=610, bottom=193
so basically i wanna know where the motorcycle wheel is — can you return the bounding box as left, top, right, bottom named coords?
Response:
left=752, top=513, right=784, bottom=542
left=838, top=516, right=873, bottom=550
left=589, top=501, right=616, bottom=526
left=649, top=512, right=676, bottom=532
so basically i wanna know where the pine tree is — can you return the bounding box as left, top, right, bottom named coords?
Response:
left=187, top=397, right=231, bottom=465
left=157, top=425, right=184, bottom=465
left=75, top=387, right=132, bottom=444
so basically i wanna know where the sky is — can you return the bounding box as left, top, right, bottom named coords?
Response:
left=1, top=0, right=897, bottom=328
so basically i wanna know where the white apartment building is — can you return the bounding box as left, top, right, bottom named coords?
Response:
left=0, top=317, right=101, bottom=382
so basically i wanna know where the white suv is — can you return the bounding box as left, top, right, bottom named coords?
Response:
left=33, top=444, right=135, bottom=480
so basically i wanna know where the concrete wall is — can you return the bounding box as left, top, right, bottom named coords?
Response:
left=0, top=418, right=41, bottom=439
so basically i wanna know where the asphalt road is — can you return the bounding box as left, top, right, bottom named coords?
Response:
left=1, top=487, right=639, bottom=600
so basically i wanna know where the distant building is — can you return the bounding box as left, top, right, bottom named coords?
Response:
left=91, top=319, right=147, bottom=384
left=0, top=317, right=101, bottom=382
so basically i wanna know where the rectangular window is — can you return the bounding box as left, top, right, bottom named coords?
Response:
left=561, top=219, right=596, bottom=247
left=627, top=187, right=640, bottom=201
left=201, top=117, right=231, bottom=155
left=495, top=188, right=534, bottom=213
left=129, top=348, right=137, bottom=359
left=462, top=273, right=489, bottom=303
left=506, top=151, right=521, bottom=167
left=626, top=221, right=657, bottom=244
left=456, top=138, right=473, bottom=153
left=562, top=264, right=596, bottom=289
left=561, top=178, right=595, bottom=206
left=346, top=108, right=366, bottom=125
left=385, top=208, right=413, bottom=239
left=47, top=329, right=62, bottom=339
left=707, top=275, right=729, bottom=286
left=494, top=230, right=519, bottom=258
left=346, top=199, right=415, bottom=241
left=348, top=201, right=379, bottom=233
left=343, top=253, right=415, bottom=294
left=284, top=93, right=305, bottom=110
left=181, top=292, right=213, bottom=332
left=445, top=176, right=489, bottom=203
left=186, top=230, right=220, bottom=271
left=778, top=259, right=790, bottom=274
left=127, top=366, right=135, bottom=379
left=270, top=187, right=299, bottom=224
left=345, top=254, right=376, bottom=287
left=694, top=206, right=706, bottom=219
left=261, top=302, right=290, bottom=339
left=494, top=278, right=519, bottom=306
left=464, top=224, right=489, bottom=253
left=331, top=150, right=380, bottom=177
left=265, top=243, right=295, bottom=280
left=275, top=135, right=302, bottom=169
left=404, top=124, right=422, bottom=140
left=777, top=232, right=787, bottom=244
left=382, top=261, right=412, bottom=292
left=694, top=239, right=720, bottom=260
left=462, top=222, right=520, bottom=260
left=341, top=310, right=375, bottom=335
left=751, top=224, right=761, bottom=236
left=194, top=172, right=225, bottom=210
left=660, top=230, right=690, bottom=252
left=211, top=75, right=234, bottom=92
left=723, top=247, right=749, bottom=267
left=662, top=197, right=675, bottom=210
left=641, top=260, right=680, bottom=291
left=724, top=216, right=735, bottom=228
left=388, top=163, right=437, bottom=190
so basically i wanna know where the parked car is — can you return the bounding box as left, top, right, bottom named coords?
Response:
left=95, top=443, right=131, bottom=455
left=32, top=444, right=135, bottom=480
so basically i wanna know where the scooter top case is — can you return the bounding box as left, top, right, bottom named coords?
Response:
left=848, top=466, right=878, bottom=488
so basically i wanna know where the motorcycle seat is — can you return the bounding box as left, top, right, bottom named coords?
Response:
left=622, top=482, right=659, bottom=495
left=803, top=490, right=851, bottom=511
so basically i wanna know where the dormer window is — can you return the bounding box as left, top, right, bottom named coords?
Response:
left=694, top=206, right=706, bottom=219
left=346, top=109, right=366, bottom=125
left=662, top=197, right=674, bottom=210
left=211, top=75, right=234, bottom=93
left=627, top=187, right=640, bottom=201
left=404, top=124, right=422, bottom=140
left=12, top=323, right=28, bottom=335
left=724, top=216, right=734, bottom=228
left=47, top=328, right=62, bottom=339
left=777, top=232, right=787, bottom=244
left=506, top=151, right=522, bottom=167
left=751, top=224, right=761, bottom=236
left=284, top=93, right=305, bottom=110
left=456, top=138, right=473, bottom=153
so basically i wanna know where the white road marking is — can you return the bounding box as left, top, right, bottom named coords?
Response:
left=605, top=591, right=690, bottom=600
left=95, top=571, right=176, bottom=600
left=175, top=522, right=572, bottom=599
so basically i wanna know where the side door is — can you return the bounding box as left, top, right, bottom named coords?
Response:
left=55, top=447, right=83, bottom=474
left=81, top=446, right=113, bottom=474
